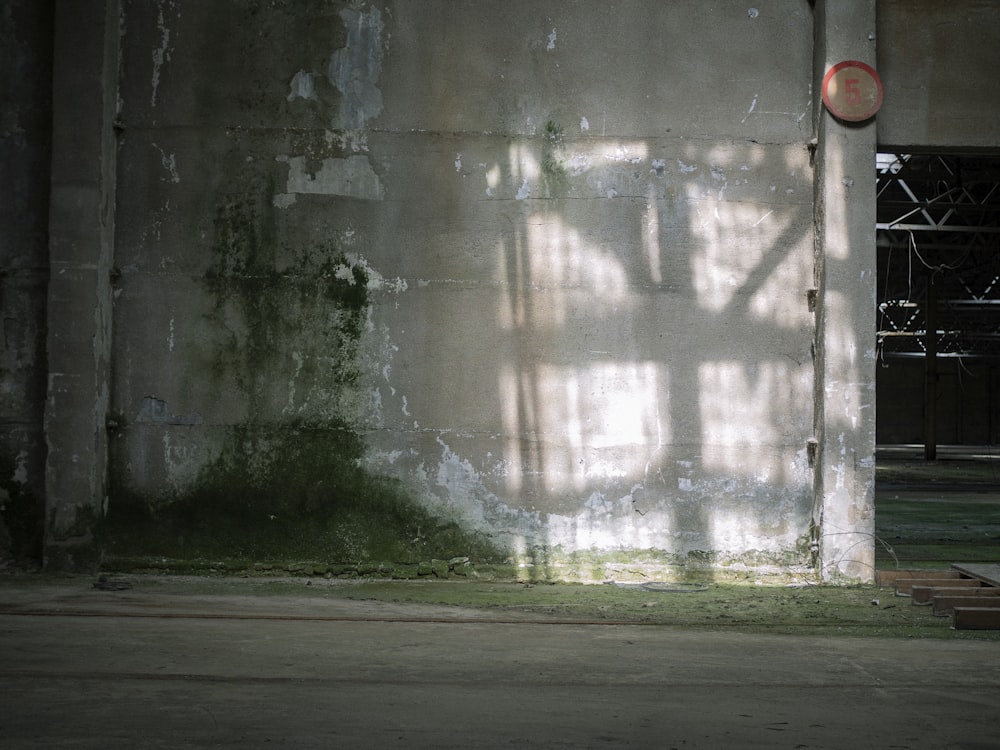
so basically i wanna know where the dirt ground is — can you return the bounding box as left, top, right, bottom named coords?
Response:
left=1, top=574, right=999, bottom=749
left=1, top=446, right=997, bottom=747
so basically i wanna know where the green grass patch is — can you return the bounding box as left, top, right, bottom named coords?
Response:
left=25, top=575, right=993, bottom=641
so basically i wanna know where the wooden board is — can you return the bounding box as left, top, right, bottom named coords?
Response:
left=912, top=585, right=989, bottom=605
left=932, top=592, right=1000, bottom=617
left=875, top=569, right=952, bottom=587
left=951, top=563, right=1000, bottom=588
left=896, top=575, right=974, bottom=596
left=953, top=606, right=1000, bottom=630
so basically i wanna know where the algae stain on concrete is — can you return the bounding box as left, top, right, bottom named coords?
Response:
left=0, top=454, right=42, bottom=563
left=107, top=421, right=505, bottom=566
left=205, top=181, right=369, bottom=423
left=107, top=175, right=504, bottom=569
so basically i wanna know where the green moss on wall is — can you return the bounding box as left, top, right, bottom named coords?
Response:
left=0, top=455, right=42, bottom=563
left=541, top=119, right=569, bottom=196
left=204, top=182, right=370, bottom=419
left=106, top=171, right=506, bottom=571
left=106, top=421, right=504, bottom=566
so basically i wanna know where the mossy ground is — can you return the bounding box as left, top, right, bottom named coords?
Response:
left=4, top=573, right=996, bottom=641
left=874, top=452, right=1000, bottom=570
left=13, top=452, right=1000, bottom=640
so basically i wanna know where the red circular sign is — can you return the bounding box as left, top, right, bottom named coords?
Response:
left=822, top=60, right=883, bottom=122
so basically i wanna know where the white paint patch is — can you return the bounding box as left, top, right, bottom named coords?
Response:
left=546, top=27, right=557, bottom=50
left=328, top=7, right=384, bottom=129
left=332, top=254, right=408, bottom=294
left=454, top=153, right=462, bottom=172
left=287, top=70, right=317, bottom=101
left=162, top=432, right=195, bottom=492
left=485, top=163, right=501, bottom=197
left=325, top=129, right=369, bottom=153
left=678, top=160, right=698, bottom=174
left=167, top=318, right=175, bottom=352
left=282, top=351, right=304, bottom=416
left=153, top=143, right=180, bottom=183
left=435, top=435, right=482, bottom=501
left=579, top=116, right=589, bottom=132
left=516, top=179, right=531, bottom=200
left=566, top=153, right=591, bottom=176
left=12, top=450, right=28, bottom=485
left=607, top=146, right=643, bottom=164
left=274, top=154, right=384, bottom=202
left=150, top=0, right=174, bottom=108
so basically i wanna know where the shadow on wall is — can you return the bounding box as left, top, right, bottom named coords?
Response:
left=488, top=134, right=822, bottom=582
left=98, top=3, right=875, bottom=583
left=106, top=134, right=835, bottom=582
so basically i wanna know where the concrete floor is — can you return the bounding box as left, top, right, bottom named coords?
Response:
left=2, top=581, right=999, bottom=749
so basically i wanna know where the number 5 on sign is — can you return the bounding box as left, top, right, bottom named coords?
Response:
left=845, top=78, right=861, bottom=105
left=822, top=61, right=883, bottom=122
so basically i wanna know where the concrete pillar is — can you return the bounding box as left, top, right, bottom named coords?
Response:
left=0, top=1, right=53, bottom=563
left=812, top=0, right=879, bottom=581
left=44, top=0, right=119, bottom=570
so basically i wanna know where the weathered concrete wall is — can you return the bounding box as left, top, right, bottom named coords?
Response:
left=44, top=0, right=119, bottom=570
left=813, top=0, right=878, bottom=581
left=0, top=1, right=52, bottom=563
left=104, top=0, right=821, bottom=581
left=877, top=0, right=1000, bottom=150
left=13, top=0, right=994, bottom=579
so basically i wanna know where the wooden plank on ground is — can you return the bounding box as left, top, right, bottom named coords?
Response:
left=951, top=563, right=1000, bottom=588
left=953, top=606, right=1000, bottom=630
left=896, top=576, right=976, bottom=596
left=912, top=584, right=987, bottom=604
left=933, top=592, right=1000, bottom=617
left=876, top=569, right=953, bottom=587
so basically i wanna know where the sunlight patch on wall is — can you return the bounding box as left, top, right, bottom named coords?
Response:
left=545, top=490, right=670, bottom=552
left=690, top=203, right=798, bottom=314
left=747, top=234, right=813, bottom=327
left=499, top=361, right=668, bottom=495
left=496, top=213, right=629, bottom=331
left=819, top=290, right=869, bottom=430
left=698, top=360, right=812, bottom=480
left=508, top=141, right=540, bottom=199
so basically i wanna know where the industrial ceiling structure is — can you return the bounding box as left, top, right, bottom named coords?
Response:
left=877, top=152, right=1000, bottom=362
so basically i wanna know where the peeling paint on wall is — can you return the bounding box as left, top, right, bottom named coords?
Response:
left=287, top=69, right=317, bottom=102
left=152, top=143, right=180, bottom=183
left=328, top=6, right=383, bottom=130
left=150, top=0, right=176, bottom=108
left=274, top=154, right=384, bottom=204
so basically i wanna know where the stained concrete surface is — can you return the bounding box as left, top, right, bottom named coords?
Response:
left=1, top=580, right=999, bottom=749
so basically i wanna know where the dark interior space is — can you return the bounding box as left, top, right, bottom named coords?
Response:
left=875, top=151, right=1000, bottom=569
